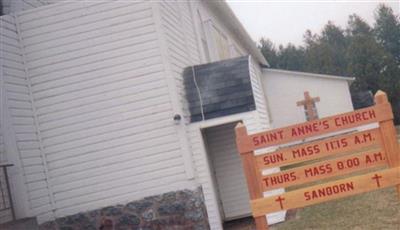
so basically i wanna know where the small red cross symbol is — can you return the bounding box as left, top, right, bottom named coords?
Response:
left=372, top=174, right=382, bottom=187
left=275, top=196, right=285, bottom=210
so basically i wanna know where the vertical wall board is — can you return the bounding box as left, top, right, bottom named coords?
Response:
left=248, top=56, right=270, bottom=130
left=188, top=110, right=284, bottom=229
left=204, top=122, right=252, bottom=219
left=11, top=0, right=193, bottom=224
left=0, top=14, right=43, bottom=222
left=1, top=1, right=285, bottom=229
left=156, top=0, right=198, bottom=179
left=248, top=58, right=287, bottom=224
left=0, top=12, right=12, bottom=224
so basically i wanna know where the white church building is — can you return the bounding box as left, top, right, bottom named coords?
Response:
left=0, top=0, right=354, bottom=229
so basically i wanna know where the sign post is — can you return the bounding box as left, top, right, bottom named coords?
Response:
left=235, top=91, right=400, bottom=230
left=375, top=91, right=400, bottom=197
left=235, top=124, right=269, bottom=229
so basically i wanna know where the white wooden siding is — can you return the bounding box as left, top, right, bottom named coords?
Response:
left=195, top=1, right=248, bottom=63
left=157, top=1, right=282, bottom=228
left=10, top=0, right=195, bottom=223
left=20, top=0, right=48, bottom=11
left=205, top=122, right=251, bottom=220
left=249, top=56, right=270, bottom=130
left=248, top=59, right=287, bottom=224
left=189, top=111, right=285, bottom=229
left=0, top=171, right=13, bottom=224
left=153, top=0, right=198, bottom=181
left=158, top=0, right=201, bottom=119
left=188, top=111, right=261, bottom=229
left=1, top=1, right=283, bottom=229
left=0, top=23, right=13, bottom=221
left=0, top=127, right=4, bottom=162
left=1, top=0, right=49, bottom=15
left=1, top=14, right=46, bottom=223
left=0, top=16, right=10, bottom=224
left=262, top=69, right=354, bottom=128
left=1, top=0, right=12, bottom=15
left=0, top=59, right=4, bottom=163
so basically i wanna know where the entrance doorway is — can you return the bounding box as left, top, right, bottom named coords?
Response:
left=202, top=122, right=251, bottom=221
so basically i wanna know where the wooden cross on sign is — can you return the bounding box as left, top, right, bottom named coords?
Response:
left=296, top=91, right=320, bottom=121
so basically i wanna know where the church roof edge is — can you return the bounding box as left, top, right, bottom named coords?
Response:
left=263, top=68, right=356, bottom=82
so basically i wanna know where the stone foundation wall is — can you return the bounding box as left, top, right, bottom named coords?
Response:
left=39, top=187, right=209, bottom=230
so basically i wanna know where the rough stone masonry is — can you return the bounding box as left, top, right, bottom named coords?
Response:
left=39, top=187, right=209, bottom=230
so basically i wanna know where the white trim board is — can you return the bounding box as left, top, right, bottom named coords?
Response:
left=264, top=68, right=355, bottom=82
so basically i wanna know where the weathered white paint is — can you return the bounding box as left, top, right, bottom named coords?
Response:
left=204, top=122, right=252, bottom=220
left=0, top=14, right=37, bottom=222
left=188, top=112, right=252, bottom=229
left=153, top=0, right=197, bottom=179
left=0, top=1, right=283, bottom=227
left=249, top=60, right=287, bottom=224
left=155, top=1, right=286, bottom=228
left=262, top=69, right=354, bottom=128
left=186, top=59, right=286, bottom=227
left=0, top=126, right=4, bottom=162
left=188, top=111, right=286, bottom=229
left=1, top=0, right=48, bottom=14
left=0, top=15, right=12, bottom=224
left=249, top=56, right=270, bottom=128
left=195, top=1, right=248, bottom=63
left=15, top=1, right=199, bottom=223
left=1, top=0, right=11, bottom=15
left=0, top=27, right=4, bottom=164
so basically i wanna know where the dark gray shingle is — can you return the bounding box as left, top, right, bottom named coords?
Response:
left=183, top=56, right=256, bottom=122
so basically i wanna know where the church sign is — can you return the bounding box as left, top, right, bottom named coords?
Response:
left=235, top=91, right=400, bottom=230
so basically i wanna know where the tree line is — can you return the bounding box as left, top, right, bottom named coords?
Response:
left=259, top=4, right=399, bottom=124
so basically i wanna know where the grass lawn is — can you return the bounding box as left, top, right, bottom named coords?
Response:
left=271, top=187, right=400, bottom=230
left=270, top=132, right=400, bottom=230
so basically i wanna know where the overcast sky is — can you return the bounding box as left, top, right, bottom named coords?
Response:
left=227, top=1, right=399, bottom=46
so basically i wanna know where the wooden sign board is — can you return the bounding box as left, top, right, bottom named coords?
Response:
left=235, top=91, right=400, bottom=230
left=256, top=128, right=382, bottom=170
left=252, top=167, right=400, bottom=216
left=261, top=149, right=387, bottom=191
left=241, top=104, right=392, bottom=152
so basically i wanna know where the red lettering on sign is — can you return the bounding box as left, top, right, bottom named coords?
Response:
left=263, top=172, right=297, bottom=187
left=322, top=120, right=330, bottom=129
left=373, top=152, right=385, bottom=161
left=275, top=196, right=285, bottom=210
left=263, top=153, right=285, bottom=166
left=336, top=157, right=360, bottom=170
left=304, top=182, right=354, bottom=201
left=334, top=110, right=376, bottom=127
left=372, top=174, right=382, bottom=188
left=304, top=164, right=333, bottom=177
left=291, top=121, right=331, bottom=138
left=354, top=132, right=375, bottom=145
left=292, top=145, right=320, bottom=158
left=325, top=138, right=348, bottom=151
left=253, top=130, right=284, bottom=146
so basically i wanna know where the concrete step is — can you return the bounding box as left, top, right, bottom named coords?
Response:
left=0, top=218, right=38, bottom=230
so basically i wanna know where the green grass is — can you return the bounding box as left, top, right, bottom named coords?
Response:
left=272, top=187, right=400, bottom=230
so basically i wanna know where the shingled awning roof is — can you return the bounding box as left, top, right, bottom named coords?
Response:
left=183, top=56, right=256, bottom=122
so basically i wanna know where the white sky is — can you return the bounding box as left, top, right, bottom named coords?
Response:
left=227, top=0, right=400, bottom=46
